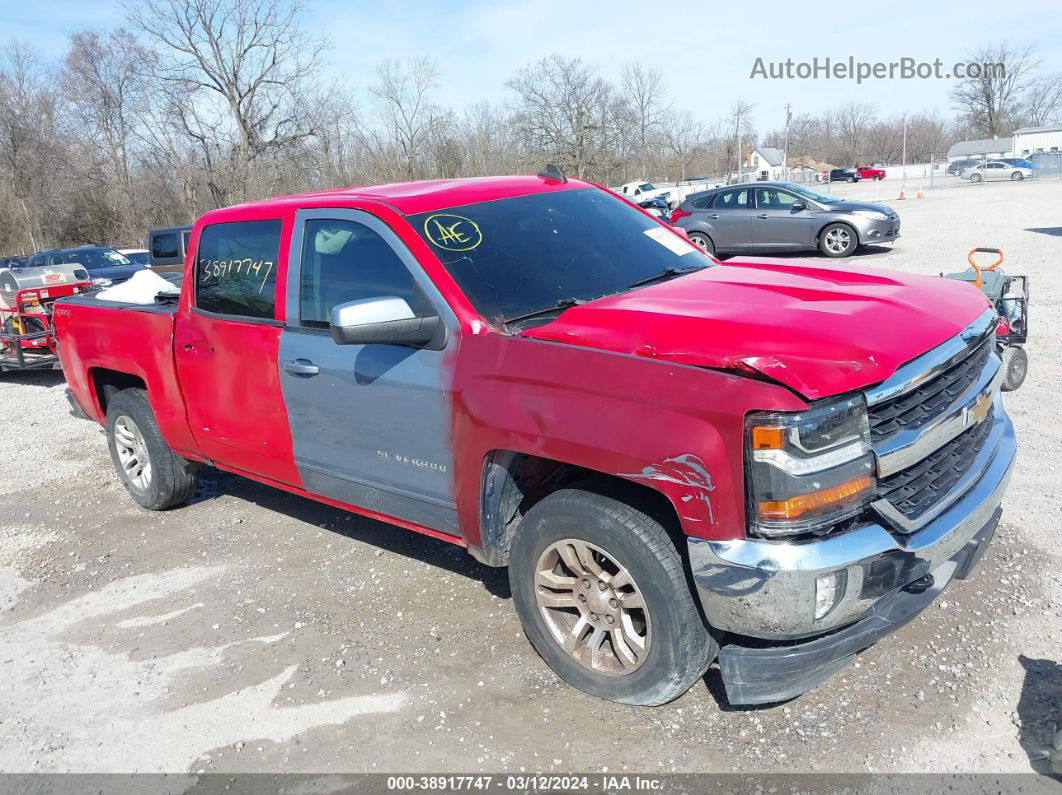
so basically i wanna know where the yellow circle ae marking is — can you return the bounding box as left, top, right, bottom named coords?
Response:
left=423, top=213, right=482, bottom=252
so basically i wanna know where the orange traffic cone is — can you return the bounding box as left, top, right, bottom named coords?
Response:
left=897, top=187, right=907, bottom=200
left=916, top=186, right=925, bottom=198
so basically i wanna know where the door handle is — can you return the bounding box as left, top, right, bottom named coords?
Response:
left=757, top=213, right=770, bottom=219
left=709, top=213, right=720, bottom=219
left=282, top=358, right=320, bottom=377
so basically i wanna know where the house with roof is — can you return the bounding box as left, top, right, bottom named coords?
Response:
left=742, top=146, right=787, bottom=181
left=947, top=136, right=1014, bottom=162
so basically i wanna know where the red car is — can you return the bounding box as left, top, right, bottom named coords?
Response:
left=856, top=165, right=887, bottom=180
left=54, top=170, right=1014, bottom=707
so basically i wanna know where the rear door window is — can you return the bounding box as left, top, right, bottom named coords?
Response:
left=152, top=232, right=179, bottom=260
left=195, top=220, right=283, bottom=319
left=713, top=188, right=749, bottom=210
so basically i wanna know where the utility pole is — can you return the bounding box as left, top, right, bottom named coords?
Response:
left=783, top=103, right=792, bottom=182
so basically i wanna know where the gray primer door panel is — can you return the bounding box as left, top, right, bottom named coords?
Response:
left=278, top=208, right=458, bottom=535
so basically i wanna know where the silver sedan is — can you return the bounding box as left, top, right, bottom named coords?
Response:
left=961, top=161, right=1032, bottom=182
left=670, top=182, right=900, bottom=258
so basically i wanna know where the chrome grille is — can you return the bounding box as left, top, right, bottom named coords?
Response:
left=868, top=337, right=992, bottom=443
left=876, top=407, right=994, bottom=521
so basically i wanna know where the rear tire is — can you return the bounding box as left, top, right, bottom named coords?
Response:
left=1000, top=346, right=1028, bottom=391
left=508, top=488, right=717, bottom=706
left=105, top=388, right=198, bottom=510
left=687, top=232, right=715, bottom=256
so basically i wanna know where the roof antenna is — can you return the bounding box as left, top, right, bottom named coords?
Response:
left=537, top=163, right=567, bottom=184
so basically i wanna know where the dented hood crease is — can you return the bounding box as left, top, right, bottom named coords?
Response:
left=520, top=258, right=991, bottom=399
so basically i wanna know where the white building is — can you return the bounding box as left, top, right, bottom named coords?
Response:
left=1013, top=125, right=1062, bottom=157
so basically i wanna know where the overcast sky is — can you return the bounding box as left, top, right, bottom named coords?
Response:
left=4, top=0, right=1061, bottom=132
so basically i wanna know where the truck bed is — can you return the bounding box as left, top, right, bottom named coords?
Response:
left=53, top=294, right=200, bottom=458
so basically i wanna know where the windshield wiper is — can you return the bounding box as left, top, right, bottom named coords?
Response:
left=627, top=264, right=705, bottom=289
left=502, top=297, right=583, bottom=325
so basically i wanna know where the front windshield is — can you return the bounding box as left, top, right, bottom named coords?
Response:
left=63, top=249, right=134, bottom=269
left=638, top=182, right=656, bottom=191
left=783, top=183, right=841, bottom=204
left=409, top=188, right=710, bottom=324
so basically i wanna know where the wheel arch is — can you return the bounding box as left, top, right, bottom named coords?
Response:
left=474, top=450, right=686, bottom=568
left=90, top=367, right=147, bottom=415
left=817, top=219, right=860, bottom=248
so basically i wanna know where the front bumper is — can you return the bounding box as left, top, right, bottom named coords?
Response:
left=688, top=407, right=1015, bottom=704
left=855, top=215, right=901, bottom=243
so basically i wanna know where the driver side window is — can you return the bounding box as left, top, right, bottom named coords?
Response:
left=298, top=219, right=419, bottom=329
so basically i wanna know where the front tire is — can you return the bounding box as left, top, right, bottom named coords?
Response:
left=819, top=223, right=858, bottom=257
left=509, top=488, right=717, bottom=706
left=971, top=173, right=983, bottom=183
left=1011, top=171, right=1024, bottom=181
left=1001, top=346, right=1028, bottom=391
left=687, top=232, right=715, bottom=256
left=106, top=388, right=198, bottom=510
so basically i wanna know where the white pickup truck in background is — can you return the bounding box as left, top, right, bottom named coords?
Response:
left=612, top=179, right=724, bottom=209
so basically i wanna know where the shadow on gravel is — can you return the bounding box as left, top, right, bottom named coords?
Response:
left=192, top=468, right=513, bottom=599
left=1024, top=227, right=1062, bottom=237
left=0, top=370, right=66, bottom=387
left=716, top=245, right=894, bottom=262
left=1016, top=654, right=1062, bottom=778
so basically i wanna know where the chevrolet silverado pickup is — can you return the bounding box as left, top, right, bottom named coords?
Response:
left=54, top=170, right=1015, bottom=706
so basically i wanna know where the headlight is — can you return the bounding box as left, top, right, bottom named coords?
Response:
left=853, top=210, right=887, bottom=221
left=745, top=395, right=875, bottom=538
left=92, top=277, right=112, bottom=287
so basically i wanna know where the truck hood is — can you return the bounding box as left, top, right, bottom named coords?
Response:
left=520, top=258, right=991, bottom=400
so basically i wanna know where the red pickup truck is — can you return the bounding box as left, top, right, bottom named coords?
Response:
left=55, top=171, right=1015, bottom=707
left=856, top=165, right=887, bottom=181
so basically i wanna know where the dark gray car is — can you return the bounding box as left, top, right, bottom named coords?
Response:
left=670, top=182, right=900, bottom=258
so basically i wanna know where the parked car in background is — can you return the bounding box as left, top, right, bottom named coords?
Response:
left=824, top=168, right=860, bottom=183
left=0, top=255, right=29, bottom=269
left=670, top=181, right=900, bottom=257
left=117, top=247, right=151, bottom=266
left=947, top=158, right=979, bottom=176
left=148, top=225, right=192, bottom=272
left=996, top=158, right=1034, bottom=170
left=613, top=181, right=671, bottom=203
left=855, top=165, right=886, bottom=180
left=27, top=246, right=147, bottom=286
left=961, top=161, right=1031, bottom=183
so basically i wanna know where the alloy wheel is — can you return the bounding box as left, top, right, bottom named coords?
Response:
left=823, top=227, right=851, bottom=255
left=114, top=415, right=152, bottom=491
left=534, top=538, right=651, bottom=676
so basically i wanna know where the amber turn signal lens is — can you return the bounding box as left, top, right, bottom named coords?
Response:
left=750, top=425, right=785, bottom=450
left=758, top=475, right=873, bottom=520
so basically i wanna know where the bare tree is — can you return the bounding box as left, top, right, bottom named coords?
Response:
left=950, top=43, right=1038, bottom=137
left=371, top=57, right=440, bottom=181
left=620, top=61, right=669, bottom=179
left=62, top=29, right=152, bottom=240
left=0, top=43, right=68, bottom=252
left=506, top=53, right=618, bottom=180
left=122, top=0, right=326, bottom=205
left=1020, top=73, right=1062, bottom=127
left=661, top=109, right=706, bottom=180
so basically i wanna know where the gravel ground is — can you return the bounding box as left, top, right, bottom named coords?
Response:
left=0, top=178, right=1059, bottom=776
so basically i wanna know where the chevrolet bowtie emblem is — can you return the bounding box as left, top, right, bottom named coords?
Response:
left=962, top=391, right=992, bottom=428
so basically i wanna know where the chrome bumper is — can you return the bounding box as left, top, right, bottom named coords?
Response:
left=688, top=404, right=1015, bottom=640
